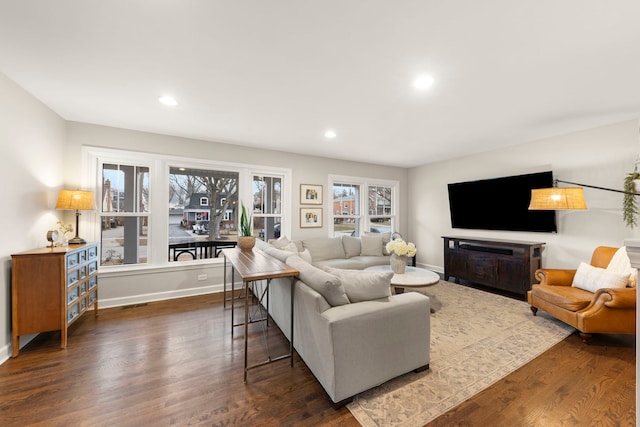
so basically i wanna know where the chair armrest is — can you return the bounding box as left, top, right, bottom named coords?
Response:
left=594, top=287, right=637, bottom=309
left=535, top=268, right=576, bottom=286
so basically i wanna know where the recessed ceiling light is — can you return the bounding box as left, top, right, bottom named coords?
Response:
left=413, top=75, right=435, bottom=90
left=324, top=130, right=337, bottom=139
left=158, top=95, right=178, bottom=106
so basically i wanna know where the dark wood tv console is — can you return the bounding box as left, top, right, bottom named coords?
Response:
left=442, top=236, right=545, bottom=299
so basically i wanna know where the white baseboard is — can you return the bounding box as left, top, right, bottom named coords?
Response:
left=98, top=283, right=231, bottom=309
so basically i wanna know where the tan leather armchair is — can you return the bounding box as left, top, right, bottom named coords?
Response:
left=527, top=246, right=636, bottom=343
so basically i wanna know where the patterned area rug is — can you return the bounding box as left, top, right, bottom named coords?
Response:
left=347, top=281, right=574, bottom=426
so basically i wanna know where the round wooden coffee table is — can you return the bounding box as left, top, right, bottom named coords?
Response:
left=365, top=265, right=441, bottom=311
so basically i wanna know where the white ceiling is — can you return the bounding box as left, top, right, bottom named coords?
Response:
left=1, top=1, right=640, bottom=167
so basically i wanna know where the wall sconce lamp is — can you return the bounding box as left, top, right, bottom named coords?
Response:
left=55, top=190, right=96, bottom=244
left=529, top=179, right=639, bottom=210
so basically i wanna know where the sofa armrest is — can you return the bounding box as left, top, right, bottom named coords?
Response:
left=319, top=293, right=431, bottom=402
left=535, top=268, right=576, bottom=286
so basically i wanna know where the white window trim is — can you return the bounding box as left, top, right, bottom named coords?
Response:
left=82, top=146, right=292, bottom=272
left=328, top=174, right=399, bottom=237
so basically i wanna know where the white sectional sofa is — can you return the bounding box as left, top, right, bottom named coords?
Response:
left=254, top=236, right=431, bottom=406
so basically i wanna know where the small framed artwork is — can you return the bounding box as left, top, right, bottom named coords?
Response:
left=300, top=208, right=323, bottom=228
left=300, top=184, right=323, bottom=205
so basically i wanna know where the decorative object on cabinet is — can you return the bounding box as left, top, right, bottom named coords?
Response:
left=300, top=184, right=323, bottom=205
left=55, top=190, right=96, bottom=244
left=11, top=243, right=99, bottom=357
left=300, top=207, right=322, bottom=228
left=46, top=230, right=58, bottom=248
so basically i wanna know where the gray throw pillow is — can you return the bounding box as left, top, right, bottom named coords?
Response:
left=342, top=235, right=361, bottom=258
left=302, top=237, right=346, bottom=261
left=360, top=235, right=384, bottom=256
left=364, top=231, right=392, bottom=255
left=323, top=266, right=392, bottom=303
left=286, top=255, right=350, bottom=306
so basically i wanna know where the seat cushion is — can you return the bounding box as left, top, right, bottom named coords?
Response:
left=531, top=284, right=594, bottom=312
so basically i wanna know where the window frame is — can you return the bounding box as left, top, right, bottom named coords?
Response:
left=328, top=175, right=399, bottom=237
left=82, top=146, right=291, bottom=272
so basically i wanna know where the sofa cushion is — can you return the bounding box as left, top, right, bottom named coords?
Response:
left=303, top=237, right=346, bottom=261
left=342, top=236, right=361, bottom=258
left=261, top=245, right=292, bottom=263
left=607, top=247, right=637, bottom=288
left=313, top=258, right=368, bottom=270
left=349, top=255, right=391, bottom=269
left=361, top=235, right=384, bottom=256
left=571, top=262, right=630, bottom=293
left=365, top=231, right=392, bottom=255
left=532, top=284, right=594, bottom=311
left=286, top=255, right=350, bottom=306
left=269, top=236, right=292, bottom=249
left=323, top=266, right=392, bottom=303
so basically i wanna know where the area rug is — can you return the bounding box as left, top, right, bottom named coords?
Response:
left=347, top=280, right=574, bottom=426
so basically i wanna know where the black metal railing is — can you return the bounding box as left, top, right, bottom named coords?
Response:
left=168, top=240, right=238, bottom=261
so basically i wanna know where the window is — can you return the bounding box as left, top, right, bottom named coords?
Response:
left=253, top=174, right=283, bottom=241
left=367, top=185, right=393, bottom=234
left=330, top=176, right=398, bottom=237
left=100, top=163, right=150, bottom=265
left=85, top=147, right=291, bottom=269
left=332, top=183, right=360, bottom=237
left=169, top=166, right=239, bottom=261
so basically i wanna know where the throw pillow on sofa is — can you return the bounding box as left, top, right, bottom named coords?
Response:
left=360, top=235, right=384, bottom=256
left=606, top=246, right=637, bottom=287
left=323, top=266, right=392, bottom=303
left=342, top=235, right=361, bottom=258
left=364, top=231, right=392, bottom=255
left=276, top=242, right=313, bottom=263
left=286, top=255, right=351, bottom=306
left=303, top=237, right=346, bottom=261
left=571, top=262, right=630, bottom=293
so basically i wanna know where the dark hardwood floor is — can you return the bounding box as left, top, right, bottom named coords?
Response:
left=0, top=293, right=635, bottom=426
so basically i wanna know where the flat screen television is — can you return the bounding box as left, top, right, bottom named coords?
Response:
left=447, top=171, right=557, bottom=233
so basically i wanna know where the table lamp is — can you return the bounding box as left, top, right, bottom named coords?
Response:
left=55, top=190, right=96, bottom=244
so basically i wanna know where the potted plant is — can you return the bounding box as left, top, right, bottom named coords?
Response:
left=623, top=169, right=640, bottom=228
left=238, top=202, right=256, bottom=250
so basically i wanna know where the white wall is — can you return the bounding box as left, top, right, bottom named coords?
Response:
left=64, top=122, right=408, bottom=308
left=0, top=73, right=67, bottom=361
left=408, top=119, right=640, bottom=272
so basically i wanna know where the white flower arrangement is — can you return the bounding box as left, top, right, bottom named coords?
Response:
left=385, top=238, right=417, bottom=257
left=57, top=220, right=74, bottom=236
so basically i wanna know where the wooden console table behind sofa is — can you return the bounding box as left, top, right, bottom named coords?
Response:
left=221, top=247, right=298, bottom=381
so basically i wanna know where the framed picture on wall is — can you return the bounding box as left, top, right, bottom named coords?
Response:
left=300, top=208, right=323, bottom=228
left=300, top=184, right=323, bottom=205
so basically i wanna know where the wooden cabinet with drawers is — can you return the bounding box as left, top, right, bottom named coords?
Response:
left=11, top=243, right=99, bottom=357
left=442, top=236, right=544, bottom=299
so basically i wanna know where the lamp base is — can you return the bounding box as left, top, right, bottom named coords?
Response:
left=68, top=236, right=87, bottom=245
